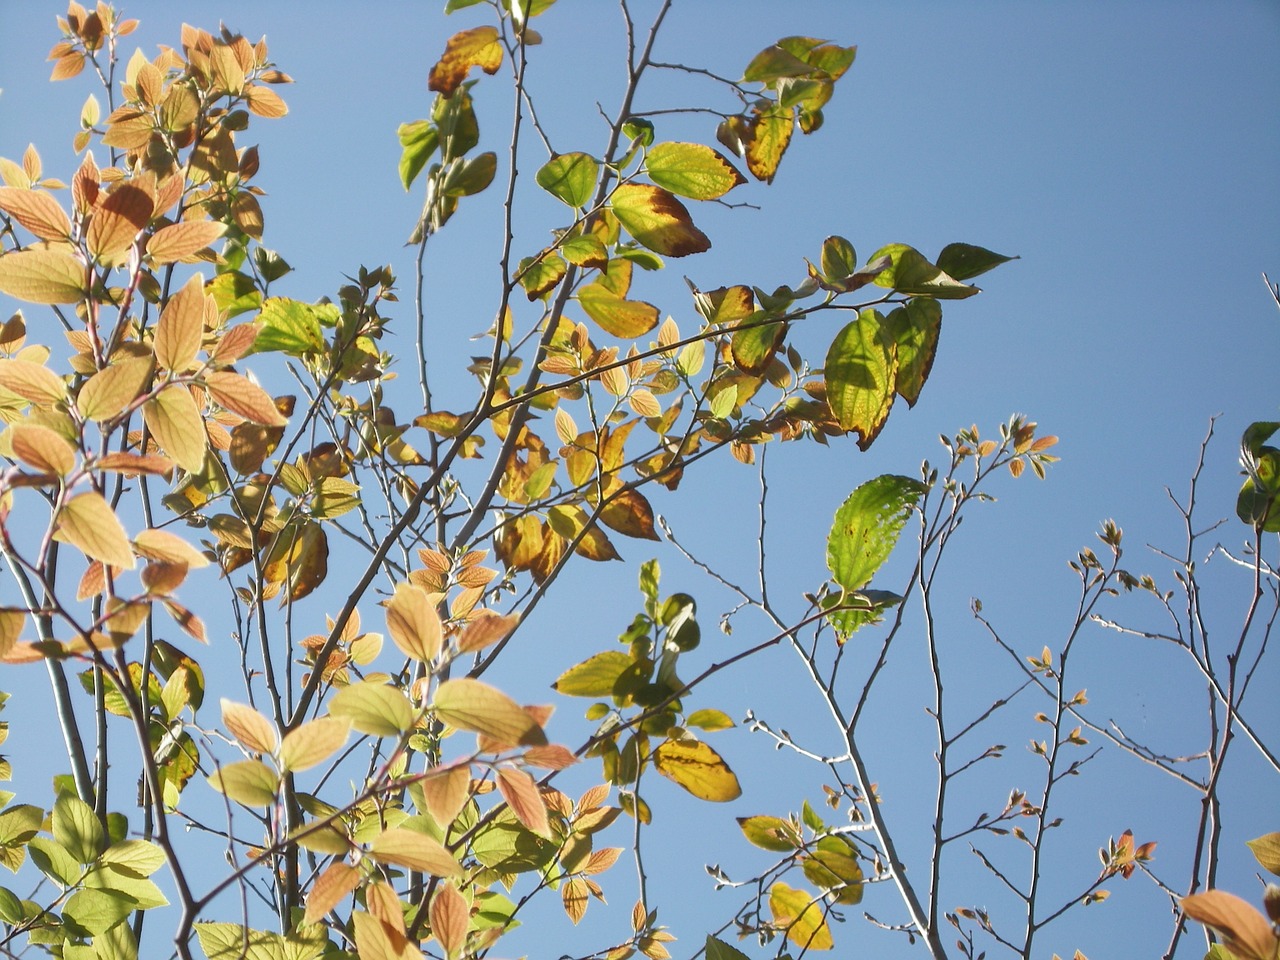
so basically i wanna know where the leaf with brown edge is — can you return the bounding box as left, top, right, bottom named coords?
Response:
left=600, top=488, right=660, bottom=540
left=429, top=881, right=469, bottom=957
left=432, top=678, right=547, bottom=747
left=204, top=371, right=287, bottom=426
left=824, top=308, right=897, bottom=450
left=86, top=182, right=154, bottom=262
left=743, top=105, right=794, bottom=184
left=55, top=491, right=135, bottom=569
left=280, top=715, right=350, bottom=773
left=133, top=528, right=209, bottom=568
left=303, top=862, right=360, bottom=927
left=219, top=698, right=278, bottom=754
left=428, top=26, right=503, bottom=97
left=367, top=827, right=463, bottom=878
left=77, top=356, right=153, bottom=421
left=496, top=766, right=551, bottom=838
left=154, top=273, right=206, bottom=372
left=645, top=142, right=746, bottom=201
left=9, top=423, right=75, bottom=475
left=610, top=184, right=710, bottom=258
left=0, top=188, right=72, bottom=241
left=1181, top=891, right=1279, bottom=960
left=652, top=738, right=741, bottom=802
left=577, top=283, right=660, bottom=338
left=385, top=582, right=443, bottom=663
left=142, top=386, right=207, bottom=473
left=146, top=221, right=227, bottom=265
left=0, top=249, right=86, bottom=305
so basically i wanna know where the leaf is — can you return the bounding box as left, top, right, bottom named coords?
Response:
left=889, top=297, right=942, bottom=407
left=600, top=488, right=660, bottom=540
left=53, top=793, right=104, bottom=864
left=368, top=827, right=463, bottom=878
left=738, top=815, right=800, bottom=852
left=496, top=766, right=551, bottom=837
left=731, top=321, right=787, bottom=376
left=611, top=184, right=710, bottom=258
left=743, top=105, right=793, bottom=184
left=251, top=297, right=328, bottom=356
left=0, top=249, right=86, bottom=304
left=871, top=243, right=977, bottom=299
left=536, top=152, right=599, bottom=208
left=553, top=650, right=632, bottom=697
left=304, top=861, right=360, bottom=926
left=705, top=935, right=752, bottom=960
left=0, top=187, right=72, bottom=241
left=86, top=183, right=154, bottom=262
left=280, top=716, right=350, bottom=773
left=204, top=372, right=287, bottom=425
left=432, top=678, right=547, bottom=747
left=935, top=242, right=1017, bottom=281
left=645, top=142, right=745, bottom=200
left=429, top=26, right=503, bottom=97
left=146, top=221, right=227, bottom=265
left=577, top=283, right=660, bottom=338
left=330, top=681, right=416, bottom=737
left=56, top=492, right=136, bottom=569
left=1246, top=833, right=1280, bottom=877
left=1181, top=891, right=1279, bottom=960
left=824, top=308, right=897, bottom=449
left=142, top=386, right=208, bottom=473
left=9, top=423, right=75, bottom=475
left=77, top=357, right=153, bottom=421
left=517, top=253, right=567, bottom=301
left=154, top=273, right=206, bottom=372
left=457, top=610, right=519, bottom=653
left=652, top=738, right=741, bottom=802
left=803, top=847, right=864, bottom=904
left=685, top=708, right=734, bottom=731
left=419, top=765, right=472, bottom=828
left=207, top=760, right=279, bottom=807
left=397, top=120, right=439, bottom=191
left=430, top=882, right=470, bottom=956
left=827, top=474, right=925, bottom=591
left=769, top=882, right=833, bottom=951
left=220, top=699, right=279, bottom=754
left=386, top=582, right=443, bottom=662
left=133, top=528, right=210, bottom=568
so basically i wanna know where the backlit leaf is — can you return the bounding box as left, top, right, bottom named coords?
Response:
left=204, top=372, right=287, bottom=425
left=77, top=357, right=153, bottom=421
left=645, top=142, right=745, bottom=200
left=146, top=221, right=227, bottom=264
left=0, top=357, right=66, bottom=405
left=9, top=423, right=75, bottom=475
left=142, top=386, right=208, bottom=473
left=53, top=793, right=104, bottom=864
left=429, top=26, right=503, bottom=97
left=386, top=582, right=443, bottom=662
left=611, top=184, right=710, bottom=258
left=368, top=827, right=462, bottom=878
left=935, top=242, right=1017, bottom=281
left=0, top=249, right=86, bottom=305
left=889, top=297, right=941, bottom=407
left=134, top=527, right=209, bottom=567
left=743, top=105, right=793, bottom=184
left=220, top=699, right=279, bottom=754
left=578, top=283, right=660, bottom=338
left=1246, top=833, right=1280, bottom=877
left=705, top=935, right=752, bottom=960
left=1181, top=891, right=1278, bottom=960
left=280, top=716, right=350, bottom=773
left=768, top=882, right=833, bottom=951
left=536, top=152, right=598, bottom=208
left=652, top=738, right=741, bottom=802
left=86, top=182, right=154, bottom=262
left=827, top=474, right=925, bottom=592
left=871, top=243, right=977, bottom=299
left=57, top=492, right=135, bottom=569
left=824, top=308, right=896, bottom=448
left=397, top=120, right=439, bottom=191
left=496, top=766, right=551, bottom=837
left=738, top=815, right=800, bottom=852
left=432, top=678, right=547, bottom=746
left=0, top=187, right=72, bottom=241
left=251, top=297, right=327, bottom=357
left=304, top=862, right=360, bottom=927
left=330, top=681, right=415, bottom=737
left=553, top=650, right=631, bottom=697
left=600, top=488, right=659, bottom=540
left=154, top=273, right=205, bottom=372
left=207, top=760, right=279, bottom=807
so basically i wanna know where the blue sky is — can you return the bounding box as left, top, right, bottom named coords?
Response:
left=1, top=2, right=1278, bottom=958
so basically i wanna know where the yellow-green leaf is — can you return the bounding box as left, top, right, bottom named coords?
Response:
left=577, top=283, right=660, bottom=338
left=0, top=249, right=85, bottom=305
left=535, top=152, right=598, bottom=208
left=280, top=716, right=350, bottom=773
left=330, top=681, right=416, bottom=737
left=432, top=678, right=547, bottom=747
left=824, top=308, right=896, bottom=450
left=768, top=882, right=833, bottom=951
left=385, top=582, right=443, bottom=663
left=368, top=826, right=463, bottom=878
left=652, top=738, right=741, bottom=802
left=56, top=492, right=135, bottom=569
left=743, top=105, right=793, bottom=184
left=870, top=243, right=977, bottom=299
left=220, top=699, right=278, bottom=754
left=142, top=386, right=207, bottom=473
left=610, top=184, right=710, bottom=258
left=207, top=759, right=279, bottom=807
left=553, top=650, right=631, bottom=697
left=645, top=142, right=745, bottom=200
left=1246, top=832, right=1280, bottom=877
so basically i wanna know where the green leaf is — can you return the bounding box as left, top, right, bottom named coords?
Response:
left=517, top=253, right=567, bottom=301
left=738, top=815, right=800, bottom=852
left=554, top=651, right=633, bottom=697
left=611, top=183, right=710, bottom=258
left=194, top=923, right=292, bottom=960
left=536, top=152, right=599, bottom=208
left=560, top=235, right=609, bottom=269
left=652, top=738, right=741, bottom=802
left=769, top=881, right=833, bottom=950
left=251, top=297, right=327, bottom=356
left=870, top=243, right=977, bottom=299
left=53, top=793, right=105, bottom=864
left=397, top=119, right=439, bottom=190
left=743, top=45, right=815, bottom=83
left=207, top=760, right=279, bottom=807
left=442, top=151, right=497, bottom=196
left=645, top=142, right=745, bottom=200
left=824, top=308, right=897, bottom=449
left=0, top=886, right=22, bottom=924
left=731, top=320, right=787, bottom=376
left=206, top=270, right=261, bottom=318
left=330, top=681, right=416, bottom=737
left=685, top=708, right=734, bottom=731
left=743, top=105, right=793, bottom=184
left=99, top=840, right=165, bottom=878
left=935, top=242, right=1017, bottom=281
left=705, top=934, right=752, bottom=960
left=889, top=297, right=942, bottom=407
left=64, top=887, right=134, bottom=937
left=802, top=848, right=864, bottom=904
left=827, top=474, right=925, bottom=592
left=820, top=235, right=857, bottom=281
left=28, top=835, right=83, bottom=886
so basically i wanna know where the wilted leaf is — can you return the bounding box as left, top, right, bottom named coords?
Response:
left=652, top=738, right=741, bottom=802
left=429, top=26, right=503, bottom=97
left=432, top=678, right=547, bottom=746
left=611, top=184, right=710, bottom=258
left=743, top=105, right=793, bottom=184
left=56, top=492, right=135, bottom=569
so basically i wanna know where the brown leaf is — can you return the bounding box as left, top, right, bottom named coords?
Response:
left=0, top=187, right=73, bottom=241
left=600, top=488, right=660, bottom=540
left=428, top=26, right=503, bottom=97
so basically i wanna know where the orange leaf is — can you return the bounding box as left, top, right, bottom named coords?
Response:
left=154, top=273, right=206, bottom=372
left=385, top=582, right=443, bottom=662
left=419, top=764, right=472, bottom=828
left=204, top=371, right=286, bottom=426
left=429, top=882, right=469, bottom=957
left=428, top=26, right=503, bottom=97
left=1181, top=891, right=1279, bottom=960
left=9, top=423, right=75, bottom=476
left=142, top=385, right=208, bottom=473
left=245, top=84, right=288, bottom=118
left=0, top=187, right=72, bottom=241
left=456, top=610, right=518, bottom=653
left=496, top=766, right=550, bottom=837
left=86, top=182, right=154, bottom=262
left=220, top=698, right=279, bottom=754
left=146, top=220, right=227, bottom=264
left=303, top=862, right=360, bottom=927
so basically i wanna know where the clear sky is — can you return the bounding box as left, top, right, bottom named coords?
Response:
left=1, top=2, right=1277, bottom=958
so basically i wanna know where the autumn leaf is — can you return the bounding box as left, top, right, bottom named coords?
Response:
left=610, top=184, right=710, bottom=258
left=279, top=715, right=350, bottom=772
left=142, top=385, right=208, bottom=473
left=430, top=882, right=470, bottom=957
left=577, top=283, right=660, bottom=338
left=0, top=187, right=73, bottom=241
left=55, top=492, right=135, bottom=569
left=385, top=582, right=443, bottom=662
left=146, top=221, right=228, bottom=264
left=154, top=273, right=206, bottom=372
left=645, top=142, right=745, bottom=201
left=0, top=249, right=86, bottom=305
left=220, top=699, right=278, bottom=754
left=86, top=182, right=154, bottom=263
left=497, top=766, right=551, bottom=837
left=769, top=882, right=833, bottom=951
left=432, top=678, right=547, bottom=747
left=76, top=356, right=153, bottom=421
left=1181, top=890, right=1279, bottom=960
left=824, top=308, right=897, bottom=449
left=652, top=738, right=741, bottom=802
left=9, top=423, right=75, bottom=475
left=429, top=26, right=503, bottom=97
left=204, top=372, right=287, bottom=425
left=367, top=827, right=462, bottom=878
left=303, top=862, right=360, bottom=927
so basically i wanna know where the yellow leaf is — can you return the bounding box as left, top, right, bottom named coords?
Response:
left=279, top=715, right=350, bottom=773
left=0, top=187, right=73, bottom=241
left=610, top=183, right=710, bottom=258
left=428, top=26, right=503, bottom=97
left=303, top=861, right=360, bottom=927
left=154, top=273, right=206, bottom=371
left=56, top=491, right=135, bottom=569
left=432, top=678, right=547, bottom=747
left=578, top=283, right=660, bottom=339
left=367, top=827, right=462, bottom=878
left=8, top=423, right=75, bottom=475
left=0, top=249, right=85, bottom=305
left=652, top=738, right=741, bottom=802
left=132, top=527, right=209, bottom=568
left=142, top=385, right=207, bottom=472
left=220, top=699, right=278, bottom=754
left=207, top=759, right=279, bottom=807
left=768, top=882, right=833, bottom=950
left=76, top=356, right=153, bottom=421
left=562, top=875, right=589, bottom=925
left=145, top=220, right=227, bottom=264
left=385, top=582, right=443, bottom=663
